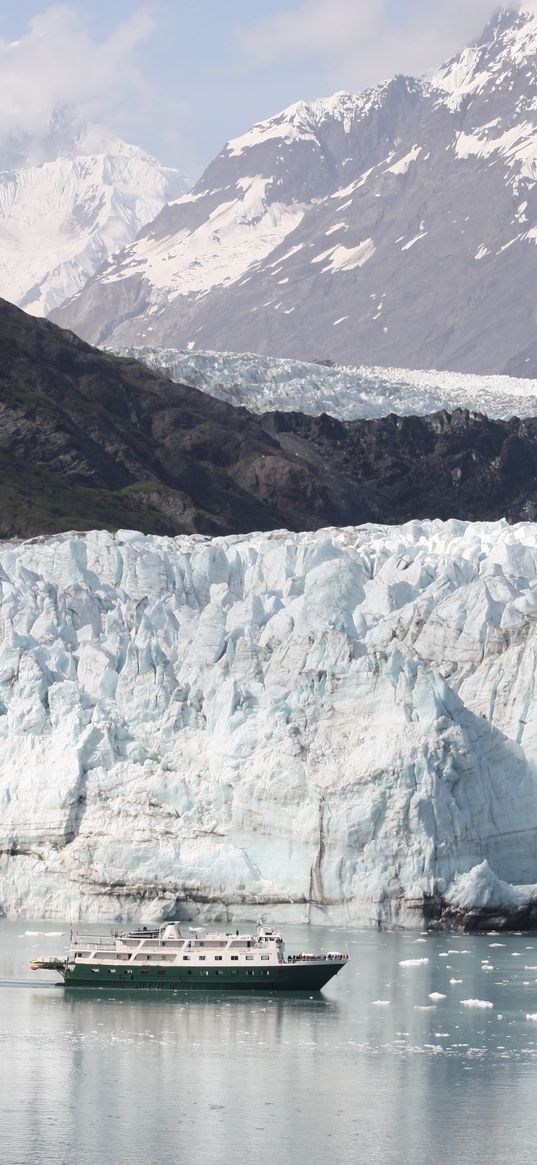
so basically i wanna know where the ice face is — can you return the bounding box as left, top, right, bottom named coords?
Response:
left=1, top=521, right=537, bottom=925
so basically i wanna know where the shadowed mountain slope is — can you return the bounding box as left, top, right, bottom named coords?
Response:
left=2, top=299, right=537, bottom=538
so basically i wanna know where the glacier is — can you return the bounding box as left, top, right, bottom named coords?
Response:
left=114, top=346, right=537, bottom=422
left=2, top=521, right=537, bottom=927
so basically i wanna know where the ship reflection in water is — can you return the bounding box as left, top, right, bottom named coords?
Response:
left=3, top=921, right=537, bottom=1164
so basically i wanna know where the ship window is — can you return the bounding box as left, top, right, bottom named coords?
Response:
left=231, top=956, right=238, bottom=961
left=201, top=970, right=209, bottom=976
left=216, top=970, right=224, bottom=975
left=183, top=955, right=190, bottom=961
left=261, top=955, right=270, bottom=961
left=231, top=970, right=238, bottom=976
left=246, top=956, right=254, bottom=961
left=92, top=969, right=100, bottom=974
left=246, top=970, right=254, bottom=976
left=199, top=956, right=206, bottom=961
left=215, top=956, right=222, bottom=961
left=264, top=971, right=270, bottom=976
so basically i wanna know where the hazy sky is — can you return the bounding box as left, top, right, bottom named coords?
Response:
left=0, top=1, right=530, bottom=178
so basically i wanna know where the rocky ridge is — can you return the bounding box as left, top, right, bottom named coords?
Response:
left=6, top=300, right=537, bottom=539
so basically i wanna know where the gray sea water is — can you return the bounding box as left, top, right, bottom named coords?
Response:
left=2, top=922, right=537, bottom=1165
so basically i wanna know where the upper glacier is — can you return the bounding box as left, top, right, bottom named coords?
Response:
left=115, top=346, right=537, bottom=422
left=2, top=521, right=537, bottom=928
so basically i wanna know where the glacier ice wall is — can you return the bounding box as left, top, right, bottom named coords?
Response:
left=2, top=521, right=537, bottom=926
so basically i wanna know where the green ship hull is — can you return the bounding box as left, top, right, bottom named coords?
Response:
left=40, top=960, right=344, bottom=992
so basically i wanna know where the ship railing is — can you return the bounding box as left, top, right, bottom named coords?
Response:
left=71, top=934, right=121, bottom=948
left=70, top=932, right=165, bottom=949
left=286, top=952, right=349, bottom=963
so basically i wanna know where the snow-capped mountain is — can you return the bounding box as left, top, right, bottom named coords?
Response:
left=2, top=521, right=537, bottom=927
left=0, top=115, right=188, bottom=316
left=53, top=8, right=537, bottom=375
left=116, top=345, right=537, bottom=420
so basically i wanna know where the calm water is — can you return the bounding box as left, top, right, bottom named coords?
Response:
left=3, top=922, right=537, bottom=1165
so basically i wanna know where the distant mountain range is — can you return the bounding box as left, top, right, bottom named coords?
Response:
left=5, top=299, right=537, bottom=539
left=51, top=8, right=537, bottom=376
left=0, top=109, right=188, bottom=316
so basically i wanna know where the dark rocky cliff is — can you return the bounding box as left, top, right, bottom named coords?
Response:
left=2, top=299, right=537, bottom=538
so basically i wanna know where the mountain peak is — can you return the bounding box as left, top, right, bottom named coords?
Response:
left=50, top=7, right=537, bottom=376
left=224, top=91, right=363, bottom=157
left=0, top=108, right=188, bottom=317
left=477, top=5, right=532, bottom=38
left=479, top=4, right=537, bottom=46
left=431, top=4, right=537, bottom=107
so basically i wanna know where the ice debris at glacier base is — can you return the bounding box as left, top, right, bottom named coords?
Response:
left=113, top=346, right=537, bottom=422
left=2, top=520, right=537, bottom=925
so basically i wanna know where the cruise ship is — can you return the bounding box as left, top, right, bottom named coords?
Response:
left=31, top=922, right=349, bottom=991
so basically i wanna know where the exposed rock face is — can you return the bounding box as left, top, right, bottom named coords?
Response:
left=2, top=521, right=537, bottom=926
left=7, top=299, right=537, bottom=538
left=52, top=9, right=537, bottom=375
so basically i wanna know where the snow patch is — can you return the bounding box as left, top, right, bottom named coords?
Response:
left=313, top=239, right=375, bottom=273
left=401, top=232, right=428, bottom=252
left=386, top=146, right=422, bottom=175
left=105, top=178, right=307, bottom=297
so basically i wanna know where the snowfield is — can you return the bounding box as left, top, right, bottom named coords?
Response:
left=115, top=346, right=537, bottom=421
left=2, top=521, right=537, bottom=925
